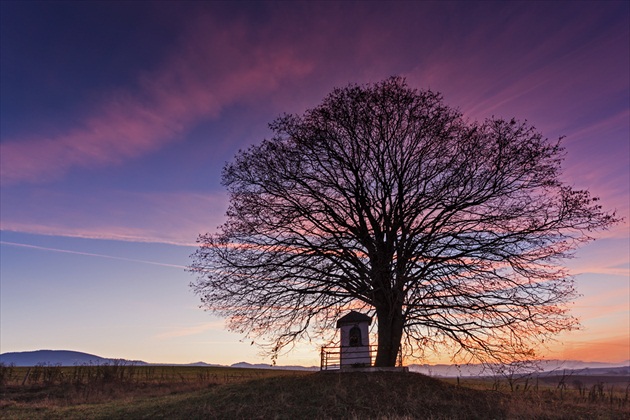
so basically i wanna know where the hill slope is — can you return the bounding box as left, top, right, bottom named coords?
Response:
left=52, top=371, right=507, bottom=419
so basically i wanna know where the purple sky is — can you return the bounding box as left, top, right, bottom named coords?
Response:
left=1, top=1, right=628, bottom=365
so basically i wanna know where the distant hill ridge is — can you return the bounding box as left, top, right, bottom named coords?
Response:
left=230, top=361, right=319, bottom=371
left=408, top=360, right=630, bottom=377
left=0, top=350, right=320, bottom=370
left=0, top=350, right=147, bottom=367
left=1, top=350, right=628, bottom=376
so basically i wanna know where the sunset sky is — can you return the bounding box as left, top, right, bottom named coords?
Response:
left=1, top=1, right=628, bottom=366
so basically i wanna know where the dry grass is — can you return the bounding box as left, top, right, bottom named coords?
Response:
left=1, top=364, right=628, bottom=419
left=450, top=374, right=630, bottom=420
left=0, top=363, right=306, bottom=415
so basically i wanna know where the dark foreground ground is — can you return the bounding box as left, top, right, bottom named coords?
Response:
left=1, top=366, right=628, bottom=419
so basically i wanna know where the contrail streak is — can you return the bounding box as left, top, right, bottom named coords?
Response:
left=0, top=241, right=187, bottom=269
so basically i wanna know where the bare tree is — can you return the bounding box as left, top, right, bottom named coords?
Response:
left=190, top=77, right=618, bottom=367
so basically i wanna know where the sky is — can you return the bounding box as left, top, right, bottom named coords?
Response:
left=1, top=1, right=628, bottom=367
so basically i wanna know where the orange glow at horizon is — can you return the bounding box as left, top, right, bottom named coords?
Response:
left=544, top=335, right=630, bottom=363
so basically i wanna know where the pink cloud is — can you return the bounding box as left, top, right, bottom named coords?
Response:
left=0, top=15, right=313, bottom=186
left=567, top=240, right=630, bottom=277
left=575, top=299, right=630, bottom=321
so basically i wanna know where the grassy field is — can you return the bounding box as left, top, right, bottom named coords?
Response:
left=1, top=363, right=628, bottom=419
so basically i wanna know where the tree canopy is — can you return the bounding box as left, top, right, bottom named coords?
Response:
left=189, top=77, right=618, bottom=367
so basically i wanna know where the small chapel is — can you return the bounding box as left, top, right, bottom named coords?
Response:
left=336, top=311, right=372, bottom=368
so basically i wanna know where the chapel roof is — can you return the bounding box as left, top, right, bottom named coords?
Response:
left=336, top=311, right=372, bottom=327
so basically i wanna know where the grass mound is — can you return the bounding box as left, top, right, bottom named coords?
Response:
left=213, top=371, right=505, bottom=419
left=85, top=371, right=507, bottom=419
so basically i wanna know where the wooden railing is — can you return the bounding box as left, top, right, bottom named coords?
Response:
left=320, top=346, right=377, bottom=370
left=320, top=346, right=404, bottom=370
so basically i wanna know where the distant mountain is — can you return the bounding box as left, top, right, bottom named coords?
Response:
left=231, top=361, right=319, bottom=371
left=183, top=361, right=224, bottom=367
left=547, top=365, right=630, bottom=376
left=0, top=350, right=148, bottom=367
left=408, top=360, right=630, bottom=377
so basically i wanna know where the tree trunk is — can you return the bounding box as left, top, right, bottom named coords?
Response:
left=374, top=306, right=404, bottom=367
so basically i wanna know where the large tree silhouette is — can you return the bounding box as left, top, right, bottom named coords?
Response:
left=190, top=77, right=617, bottom=367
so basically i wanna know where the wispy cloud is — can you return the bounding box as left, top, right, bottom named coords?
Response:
left=566, top=238, right=630, bottom=277
left=0, top=15, right=312, bottom=186
left=1, top=190, right=229, bottom=245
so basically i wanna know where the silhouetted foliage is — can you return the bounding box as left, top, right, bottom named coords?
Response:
left=190, top=77, right=618, bottom=367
